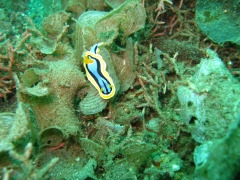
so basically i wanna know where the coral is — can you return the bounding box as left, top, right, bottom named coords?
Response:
left=196, top=0, right=240, bottom=46
left=42, top=11, right=71, bottom=38
left=79, top=138, right=105, bottom=161
left=96, top=0, right=146, bottom=42
left=1, top=0, right=240, bottom=179
left=18, top=58, right=87, bottom=137
left=112, top=38, right=136, bottom=93
left=62, top=0, right=86, bottom=17
left=79, top=87, right=108, bottom=115
left=147, top=0, right=197, bottom=41
left=38, top=127, right=64, bottom=148
left=153, top=38, right=203, bottom=63
left=104, top=159, right=138, bottom=179
left=0, top=30, right=31, bottom=99
left=31, top=13, right=70, bottom=56
left=0, top=112, right=15, bottom=152
left=76, top=0, right=146, bottom=57
left=0, top=103, right=29, bottom=152
left=79, top=120, right=159, bottom=179
left=8, top=143, right=58, bottom=180
left=87, top=0, right=106, bottom=11
left=0, top=8, right=87, bottom=139
left=2, top=1, right=150, bottom=178
left=155, top=0, right=173, bottom=20
left=78, top=159, right=98, bottom=180
left=21, top=68, right=40, bottom=87
left=136, top=46, right=183, bottom=119
left=76, top=10, right=107, bottom=58
left=122, top=141, right=158, bottom=169
left=105, top=0, right=127, bottom=8
left=177, top=49, right=240, bottom=142
left=194, top=118, right=240, bottom=180
left=144, top=150, right=182, bottom=178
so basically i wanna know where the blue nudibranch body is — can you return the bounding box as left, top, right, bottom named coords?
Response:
left=83, top=43, right=116, bottom=99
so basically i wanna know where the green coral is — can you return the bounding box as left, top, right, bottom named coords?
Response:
left=194, top=118, right=240, bottom=180
left=196, top=0, right=240, bottom=45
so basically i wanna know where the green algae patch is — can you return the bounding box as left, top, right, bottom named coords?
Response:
left=122, top=142, right=158, bottom=169
left=196, top=0, right=240, bottom=45
left=194, top=119, right=240, bottom=180
left=21, top=68, right=40, bottom=87
left=79, top=138, right=105, bottom=161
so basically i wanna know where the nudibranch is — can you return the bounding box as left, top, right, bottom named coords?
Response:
left=83, top=43, right=116, bottom=99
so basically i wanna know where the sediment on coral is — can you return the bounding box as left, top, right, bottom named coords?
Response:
left=194, top=118, right=240, bottom=180
left=1, top=0, right=240, bottom=179
left=177, top=49, right=240, bottom=143
left=18, top=59, right=87, bottom=137
left=9, top=143, right=58, bottom=180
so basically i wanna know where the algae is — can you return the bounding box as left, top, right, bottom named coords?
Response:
left=0, top=0, right=240, bottom=179
left=196, top=0, right=240, bottom=45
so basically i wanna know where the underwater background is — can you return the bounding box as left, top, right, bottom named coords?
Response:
left=0, top=0, right=240, bottom=179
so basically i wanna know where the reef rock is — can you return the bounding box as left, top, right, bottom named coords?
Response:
left=177, top=49, right=240, bottom=143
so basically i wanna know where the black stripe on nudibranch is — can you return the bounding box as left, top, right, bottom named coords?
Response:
left=86, top=55, right=113, bottom=95
left=93, top=45, right=98, bottom=54
left=83, top=42, right=116, bottom=99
